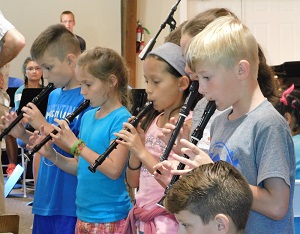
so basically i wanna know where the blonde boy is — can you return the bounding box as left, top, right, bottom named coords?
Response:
left=155, top=16, right=295, bottom=233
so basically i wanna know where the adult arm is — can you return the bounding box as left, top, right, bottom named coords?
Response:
left=0, top=28, right=25, bottom=68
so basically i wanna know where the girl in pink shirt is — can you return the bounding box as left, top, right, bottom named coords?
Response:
left=115, top=42, right=199, bottom=234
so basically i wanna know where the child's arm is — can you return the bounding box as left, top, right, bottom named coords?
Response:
left=115, top=122, right=160, bottom=173
left=79, top=143, right=128, bottom=180
left=0, top=111, right=33, bottom=143
left=250, top=178, right=290, bottom=220
left=154, top=138, right=290, bottom=220
left=28, top=126, right=78, bottom=175
left=126, top=154, right=142, bottom=188
left=157, top=117, right=192, bottom=155
left=50, top=118, right=128, bottom=180
left=115, top=122, right=167, bottom=187
left=22, top=103, right=75, bottom=153
left=21, top=102, right=52, bottom=133
left=153, top=138, right=213, bottom=186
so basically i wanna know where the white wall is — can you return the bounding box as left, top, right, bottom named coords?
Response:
left=136, top=0, right=300, bottom=88
left=185, top=0, right=300, bottom=66
left=243, top=0, right=300, bottom=66
left=1, top=0, right=121, bottom=80
left=136, top=0, right=183, bottom=88
left=3, top=0, right=299, bottom=88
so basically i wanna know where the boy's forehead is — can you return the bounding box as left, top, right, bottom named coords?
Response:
left=195, top=63, right=213, bottom=73
left=62, top=14, right=73, bottom=20
left=37, top=52, right=60, bottom=66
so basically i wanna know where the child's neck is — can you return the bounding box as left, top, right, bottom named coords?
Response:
left=158, top=105, right=181, bottom=128
left=96, top=99, right=122, bottom=119
left=27, top=80, right=40, bottom=88
left=62, top=77, right=80, bottom=90
left=229, top=84, right=265, bottom=120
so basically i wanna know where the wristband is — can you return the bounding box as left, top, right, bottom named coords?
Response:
left=71, top=139, right=86, bottom=157
left=127, top=160, right=142, bottom=170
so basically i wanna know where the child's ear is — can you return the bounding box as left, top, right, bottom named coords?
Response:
left=108, top=74, right=118, bottom=87
left=179, top=75, right=190, bottom=91
left=284, top=112, right=292, bottom=124
left=214, top=214, right=230, bottom=233
left=237, top=60, right=250, bottom=80
left=66, top=54, right=76, bottom=67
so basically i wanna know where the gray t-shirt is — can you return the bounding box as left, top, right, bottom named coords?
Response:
left=210, top=99, right=295, bottom=234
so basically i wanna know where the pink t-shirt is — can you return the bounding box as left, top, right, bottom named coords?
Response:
left=135, top=112, right=192, bottom=233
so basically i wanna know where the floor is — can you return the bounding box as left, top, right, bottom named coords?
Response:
left=4, top=177, right=34, bottom=234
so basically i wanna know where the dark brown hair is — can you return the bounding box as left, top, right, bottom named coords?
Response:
left=22, top=57, right=44, bottom=88
left=165, top=161, right=253, bottom=231
left=30, top=24, right=81, bottom=62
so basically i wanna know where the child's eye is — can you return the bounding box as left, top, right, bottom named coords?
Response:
left=181, top=223, right=190, bottom=229
left=203, top=76, right=210, bottom=80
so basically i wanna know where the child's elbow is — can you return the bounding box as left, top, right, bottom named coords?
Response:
left=269, top=203, right=289, bottom=220
left=127, top=179, right=139, bottom=188
left=126, top=172, right=139, bottom=188
left=108, top=170, right=122, bottom=180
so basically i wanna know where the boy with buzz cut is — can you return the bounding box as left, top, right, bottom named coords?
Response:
left=154, top=15, right=295, bottom=233
left=164, top=161, right=253, bottom=234
left=1, top=24, right=89, bottom=233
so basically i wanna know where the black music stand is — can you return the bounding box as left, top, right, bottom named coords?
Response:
left=6, top=87, right=18, bottom=109
left=272, top=61, right=300, bottom=88
left=17, top=88, right=51, bottom=116
left=4, top=88, right=52, bottom=197
left=130, top=89, right=148, bottom=116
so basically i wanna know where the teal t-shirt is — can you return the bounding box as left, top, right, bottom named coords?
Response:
left=76, top=106, right=132, bottom=222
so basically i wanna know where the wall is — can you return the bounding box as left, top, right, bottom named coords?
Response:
left=1, top=0, right=121, bottom=80
left=136, top=0, right=300, bottom=88
left=136, top=0, right=183, bottom=88
left=185, top=0, right=300, bottom=66
left=2, top=1, right=299, bottom=88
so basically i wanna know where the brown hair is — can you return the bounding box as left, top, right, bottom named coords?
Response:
left=30, top=24, right=81, bottom=61
left=165, top=161, right=253, bottom=231
left=77, top=47, right=130, bottom=107
left=22, top=57, right=44, bottom=87
left=140, top=54, right=186, bottom=131
left=164, top=20, right=188, bottom=45
left=60, top=10, right=75, bottom=22
left=182, top=8, right=239, bottom=38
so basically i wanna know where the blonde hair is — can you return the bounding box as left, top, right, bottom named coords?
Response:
left=186, top=16, right=259, bottom=78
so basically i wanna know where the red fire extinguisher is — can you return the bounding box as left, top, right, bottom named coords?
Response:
left=136, top=21, right=150, bottom=54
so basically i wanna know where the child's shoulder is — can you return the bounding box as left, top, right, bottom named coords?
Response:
left=111, top=105, right=131, bottom=118
left=251, top=100, right=283, bottom=121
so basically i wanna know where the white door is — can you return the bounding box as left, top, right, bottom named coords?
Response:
left=185, top=0, right=300, bottom=66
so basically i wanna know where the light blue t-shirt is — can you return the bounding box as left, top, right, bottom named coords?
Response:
left=294, top=134, right=300, bottom=180
left=33, top=87, right=89, bottom=217
left=14, top=84, right=24, bottom=111
left=293, top=135, right=300, bottom=233
left=76, top=106, right=132, bottom=223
